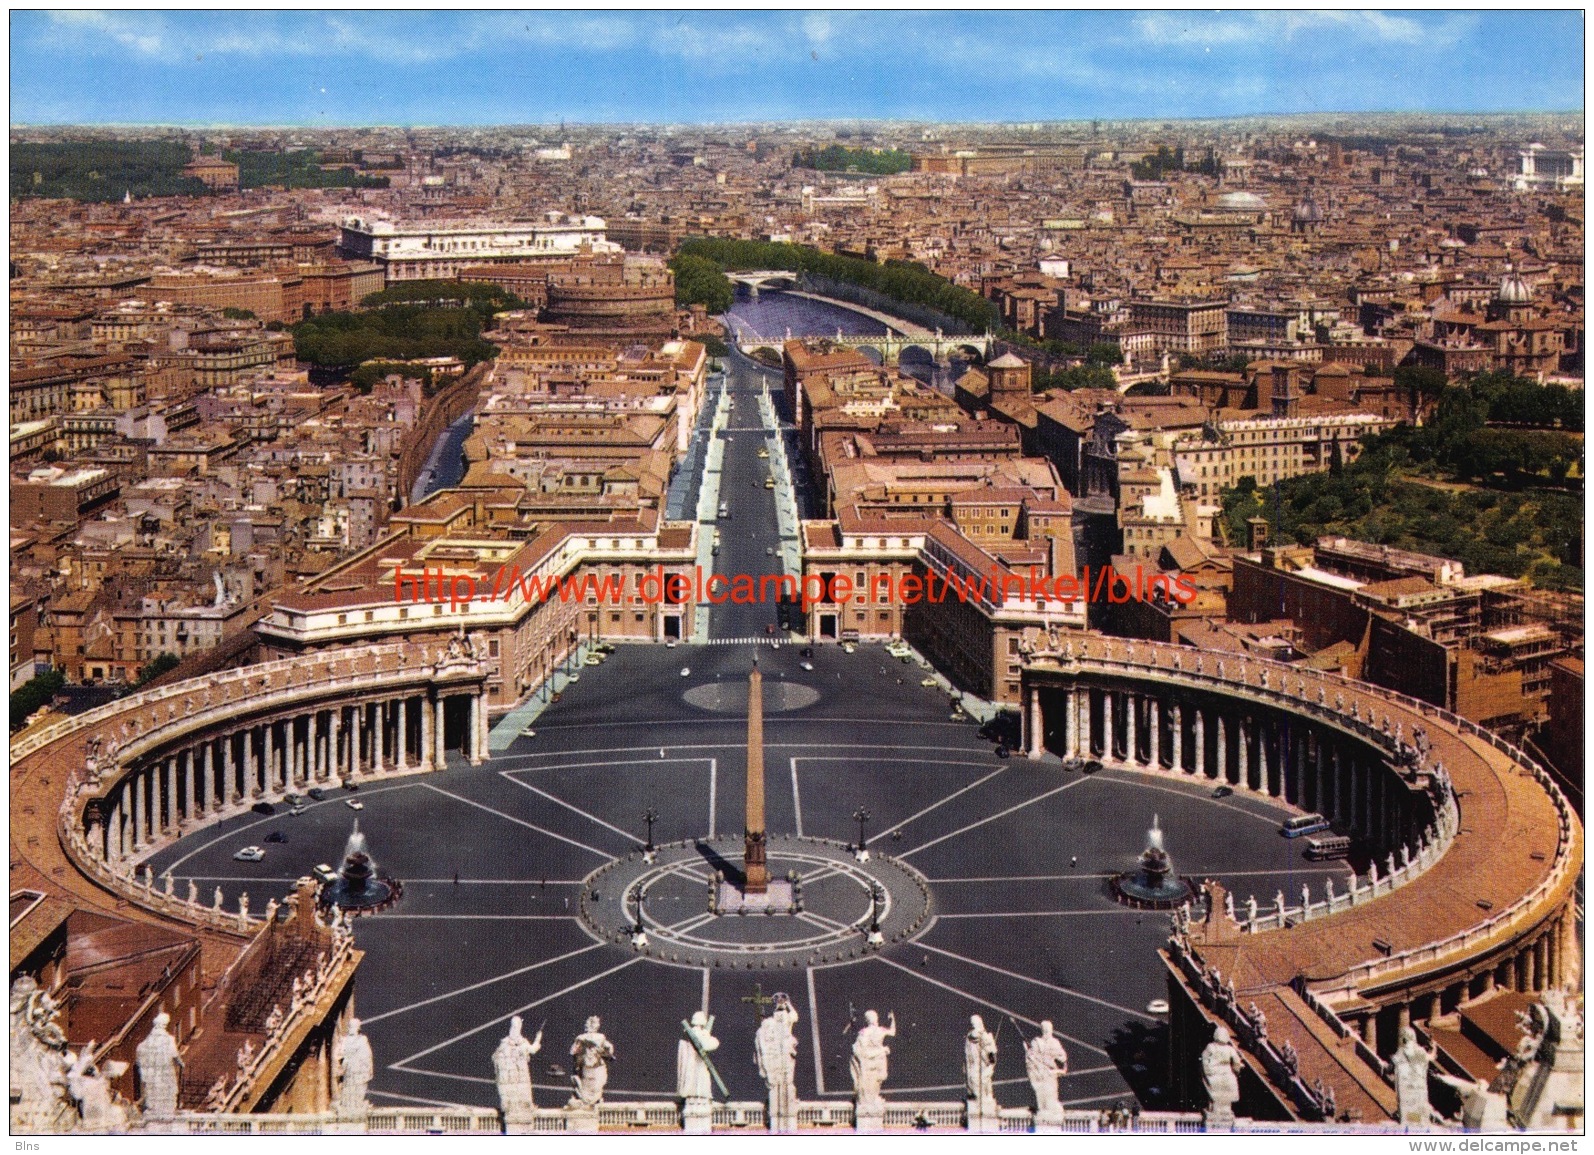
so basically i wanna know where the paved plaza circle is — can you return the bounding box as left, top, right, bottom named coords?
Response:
left=145, top=642, right=1343, bottom=1115
left=579, top=835, right=933, bottom=968
left=682, top=680, right=822, bottom=713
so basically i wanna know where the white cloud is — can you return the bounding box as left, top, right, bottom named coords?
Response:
left=1133, top=10, right=1469, bottom=51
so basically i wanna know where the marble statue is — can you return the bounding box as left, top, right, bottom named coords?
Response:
left=1024, top=1021, right=1069, bottom=1120
left=335, top=1018, right=373, bottom=1117
left=754, top=993, right=800, bottom=1131
left=492, top=1016, right=542, bottom=1117
left=135, top=1012, right=184, bottom=1118
left=66, top=1047, right=129, bottom=1132
left=963, top=1014, right=997, bottom=1114
left=677, top=1011, right=721, bottom=1103
left=1200, top=1025, right=1243, bottom=1128
left=1391, top=1026, right=1434, bottom=1126
left=11, top=976, right=70, bottom=1130
left=849, top=1009, right=896, bottom=1112
left=568, top=1016, right=614, bottom=1108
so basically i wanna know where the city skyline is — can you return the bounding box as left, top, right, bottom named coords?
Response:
left=11, top=9, right=1586, bottom=128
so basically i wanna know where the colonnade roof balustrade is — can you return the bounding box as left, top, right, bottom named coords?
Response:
left=1021, top=634, right=1580, bottom=1001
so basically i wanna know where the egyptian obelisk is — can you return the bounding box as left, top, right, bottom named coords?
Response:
left=743, top=663, right=769, bottom=893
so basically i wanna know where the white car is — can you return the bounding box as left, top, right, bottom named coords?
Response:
left=345, top=799, right=364, bottom=811
left=289, top=804, right=307, bottom=817
left=1146, top=999, right=1170, bottom=1015
left=233, top=846, right=265, bottom=862
left=521, top=726, right=538, bottom=739
left=680, top=667, right=691, bottom=678
left=665, top=637, right=678, bottom=648
left=842, top=643, right=856, bottom=654
left=799, top=661, right=814, bottom=671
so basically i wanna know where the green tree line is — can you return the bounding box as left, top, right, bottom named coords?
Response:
left=225, top=149, right=389, bottom=191
left=791, top=145, right=913, bottom=175
left=291, top=281, right=524, bottom=374
left=674, top=238, right=998, bottom=333
left=11, top=140, right=208, bottom=201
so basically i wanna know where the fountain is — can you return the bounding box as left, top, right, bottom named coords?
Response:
left=1111, top=815, right=1195, bottom=909
left=317, top=820, right=401, bottom=914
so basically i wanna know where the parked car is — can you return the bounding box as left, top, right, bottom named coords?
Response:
left=307, top=788, right=325, bottom=802
left=290, top=804, right=307, bottom=817
left=680, top=667, right=691, bottom=678
left=1212, top=785, right=1234, bottom=799
left=521, top=726, right=538, bottom=739
left=312, top=864, right=338, bottom=886
left=995, top=745, right=1011, bottom=759
left=799, top=661, right=814, bottom=671
left=265, top=830, right=287, bottom=843
left=842, top=643, right=856, bottom=654
left=233, top=846, right=265, bottom=862
left=284, top=792, right=304, bottom=806
left=920, top=677, right=938, bottom=688
left=584, top=654, right=603, bottom=666
left=251, top=801, right=275, bottom=816
left=346, top=799, right=364, bottom=811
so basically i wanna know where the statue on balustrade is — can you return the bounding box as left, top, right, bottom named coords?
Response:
left=849, top=1009, right=896, bottom=1112
left=963, top=1014, right=997, bottom=1114
left=135, top=1011, right=184, bottom=1119
left=568, top=1016, right=614, bottom=1108
left=335, top=1017, right=373, bottom=1117
left=1391, top=1026, right=1434, bottom=1127
left=493, top=1016, right=542, bottom=1118
left=1024, top=1020, right=1069, bottom=1121
left=754, top=993, right=800, bottom=1131
left=1200, top=1025, right=1243, bottom=1129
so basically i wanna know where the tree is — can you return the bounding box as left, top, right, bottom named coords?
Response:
left=11, top=668, right=64, bottom=730
left=668, top=254, right=734, bottom=314
left=135, top=653, right=182, bottom=687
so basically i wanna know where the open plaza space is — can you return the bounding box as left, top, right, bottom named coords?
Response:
left=144, top=638, right=1341, bottom=1114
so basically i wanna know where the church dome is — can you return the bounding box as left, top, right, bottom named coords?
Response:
left=1215, top=191, right=1266, bottom=212
left=1292, top=194, right=1323, bottom=223
left=1497, top=267, right=1532, bottom=304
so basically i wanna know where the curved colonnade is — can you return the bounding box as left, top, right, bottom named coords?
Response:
left=15, top=641, right=489, bottom=937
left=1018, top=634, right=1580, bottom=1070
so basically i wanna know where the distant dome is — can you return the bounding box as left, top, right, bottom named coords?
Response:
left=1292, top=194, right=1323, bottom=223
left=1216, top=191, right=1267, bottom=212
left=1498, top=267, right=1532, bottom=304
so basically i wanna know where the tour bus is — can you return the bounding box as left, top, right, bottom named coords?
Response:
left=1280, top=813, right=1332, bottom=838
left=1303, top=834, right=1353, bottom=861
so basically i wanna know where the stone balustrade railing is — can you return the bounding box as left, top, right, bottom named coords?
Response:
left=1293, top=978, right=1391, bottom=1080
left=15, top=643, right=429, bottom=763
left=211, top=928, right=358, bottom=1113
left=171, top=1107, right=503, bottom=1135
left=1237, top=795, right=1459, bottom=934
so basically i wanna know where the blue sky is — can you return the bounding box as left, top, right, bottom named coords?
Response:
left=10, top=10, right=1584, bottom=127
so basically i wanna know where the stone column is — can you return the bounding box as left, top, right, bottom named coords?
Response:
left=107, top=801, right=122, bottom=862
left=217, top=734, right=230, bottom=805
left=373, top=701, right=386, bottom=775
left=1026, top=687, right=1044, bottom=759
left=1102, top=691, right=1115, bottom=760
left=1171, top=703, right=1184, bottom=772
left=420, top=695, right=435, bottom=770
left=435, top=696, right=448, bottom=768
left=1194, top=709, right=1205, bottom=778
left=134, top=769, right=149, bottom=849
left=1215, top=716, right=1227, bottom=781
left=1361, top=1015, right=1377, bottom=1050
left=1125, top=693, right=1138, bottom=765
left=1149, top=698, right=1161, bottom=769
left=476, top=693, right=490, bottom=765
left=262, top=723, right=275, bottom=796
left=1076, top=689, right=1090, bottom=757
left=1238, top=719, right=1250, bottom=790
left=330, top=707, right=343, bottom=782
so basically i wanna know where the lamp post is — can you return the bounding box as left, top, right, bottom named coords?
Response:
left=866, top=884, right=885, bottom=947
left=642, top=807, right=658, bottom=858
left=853, top=806, right=871, bottom=862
